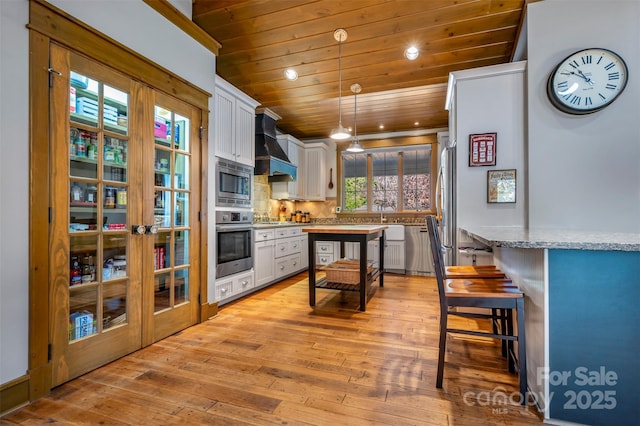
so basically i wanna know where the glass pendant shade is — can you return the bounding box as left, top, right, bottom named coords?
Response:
left=330, top=124, right=351, bottom=140
left=330, top=29, right=351, bottom=140
left=347, top=138, right=364, bottom=152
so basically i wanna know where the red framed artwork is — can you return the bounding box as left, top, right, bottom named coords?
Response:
left=469, top=133, right=497, bottom=166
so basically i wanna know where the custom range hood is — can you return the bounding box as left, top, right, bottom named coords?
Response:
left=254, top=108, right=297, bottom=183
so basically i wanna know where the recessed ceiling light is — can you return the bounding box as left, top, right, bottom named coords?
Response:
left=379, top=124, right=385, bottom=129
left=405, top=46, right=419, bottom=60
left=284, top=68, right=298, bottom=81
left=414, top=121, right=420, bottom=126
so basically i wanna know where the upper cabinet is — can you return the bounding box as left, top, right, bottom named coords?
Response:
left=214, top=77, right=260, bottom=166
left=304, top=143, right=328, bottom=201
left=272, top=134, right=305, bottom=200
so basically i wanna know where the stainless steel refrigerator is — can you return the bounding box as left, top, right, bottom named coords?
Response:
left=436, top=137, right=456, bottom=266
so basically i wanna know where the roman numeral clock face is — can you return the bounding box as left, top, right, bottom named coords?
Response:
left=547, top=48, right=628, bottom=114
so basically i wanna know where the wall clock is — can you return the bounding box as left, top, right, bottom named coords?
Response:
left=547, top=48, right=628, bottom=115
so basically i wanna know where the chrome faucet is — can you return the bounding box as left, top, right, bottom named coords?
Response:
left=379, top=206, right=387, bottom=223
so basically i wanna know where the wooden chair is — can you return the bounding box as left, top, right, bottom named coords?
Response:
left=425, top=215, right=527, bottom=403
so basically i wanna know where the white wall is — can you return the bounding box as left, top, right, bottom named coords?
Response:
left=451, top=62, right=528, bottom=232
left=527, top=0, right=640, bottom=232
left=0, top=0, right=30, bottom=385
left=0, top=0, right=216, bottom=385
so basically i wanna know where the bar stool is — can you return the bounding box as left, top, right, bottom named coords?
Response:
left=426, top=215, right=527, bottom=404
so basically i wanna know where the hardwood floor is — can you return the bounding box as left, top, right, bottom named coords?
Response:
left=2, top=273, right=542, bottom=425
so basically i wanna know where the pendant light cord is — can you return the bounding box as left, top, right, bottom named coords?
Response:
left=338, top=38, right=343, bottom=126
left=353, top=86, right=357, bottom=137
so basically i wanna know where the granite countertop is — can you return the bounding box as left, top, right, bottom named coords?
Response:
left=252, top=222, right=304, bottom=229
left=302, top=224, right=388, bottom=235
left=461, top=226, right=640, bottom=252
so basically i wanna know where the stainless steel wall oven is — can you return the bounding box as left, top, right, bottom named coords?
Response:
left=215, top=211, right=253, bottom=278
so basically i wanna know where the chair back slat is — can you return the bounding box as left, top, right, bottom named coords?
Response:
left=426, top=215, right=448, bottom=306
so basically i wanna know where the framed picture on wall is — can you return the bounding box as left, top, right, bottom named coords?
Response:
left=487, top=169, right=516, bottom=203
left=469, top=133, right=497, bottom=166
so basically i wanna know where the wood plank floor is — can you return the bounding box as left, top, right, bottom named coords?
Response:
left=1, top=273, right=542, bottom=425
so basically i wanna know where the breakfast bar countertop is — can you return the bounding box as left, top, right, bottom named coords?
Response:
left=461, top=226, right=640, bottom=252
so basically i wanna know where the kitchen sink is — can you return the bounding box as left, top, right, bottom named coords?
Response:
left=385, top=224, right=405, bottom=241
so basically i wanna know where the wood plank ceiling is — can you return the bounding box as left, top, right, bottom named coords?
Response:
left=192, top=0, right=530, bottom=141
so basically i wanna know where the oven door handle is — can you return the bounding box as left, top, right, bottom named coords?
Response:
left=216, top=224, right=253, bottom=232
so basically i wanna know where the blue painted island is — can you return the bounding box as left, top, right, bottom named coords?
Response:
left=461, top=227, right=640, bottom=426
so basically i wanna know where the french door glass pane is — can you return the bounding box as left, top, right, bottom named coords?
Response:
left=174, top=230, right=189, bottom=267
left=152, top=104, right=191, bottom=312
left=103, top=281, right=127, bottom=330
left=68, top=69, right=130, bottom=343
left=174, top=268, right=189, bottom=305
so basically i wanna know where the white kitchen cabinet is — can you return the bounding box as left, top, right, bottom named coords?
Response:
left=300, top=233, right=309, bottom=270
left=215, top=270, right=255, bottom=304
left=254, top=226, right=306, bottom=289
left=254, top=239, right=276, bottom=286
left=304, top=143, right=327, bottom=201
left=214, top=76, right=260, bottom=166
left=345, top=225, right=405, bottom=273
left=345, top=241, right=377, bottom=265
left=272, top=134, right=305, bottom=200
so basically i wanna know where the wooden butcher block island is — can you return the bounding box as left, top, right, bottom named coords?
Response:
left=302, top=225, right=387, bottom=312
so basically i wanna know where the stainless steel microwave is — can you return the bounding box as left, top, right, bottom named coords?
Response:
left=215, top=158, right=253, bottom=208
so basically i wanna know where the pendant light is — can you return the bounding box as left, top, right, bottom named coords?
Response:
left=330, top=29, right=351, bottom=140
left=347, top=83, right=364, bottom=152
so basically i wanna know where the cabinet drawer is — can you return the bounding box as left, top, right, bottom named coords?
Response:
left=215, top=280, right=234, bottom=301
left=276, top=253, right=302, bottom=278
left=275, top=236, right=301, bottom=258
left=317, top=253, right=335, bottom=265
left=275, top=239, right=290, bottom=258
left=287, top=226, right=302, bottom=237
left=235, top=273, right=254, bottom=293
left=316, top=241, right=334, bottom=254
left=255, top=229, right=275, bottom=241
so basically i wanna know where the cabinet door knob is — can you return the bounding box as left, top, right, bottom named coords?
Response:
left=280, top=265, right=285, bottom=270
left=132, top=224, right=146, bottom=235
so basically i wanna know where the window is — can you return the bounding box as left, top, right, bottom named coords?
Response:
left=341, top=144, right=433, bottom=213
left=342, top=151, right=368, bottom=211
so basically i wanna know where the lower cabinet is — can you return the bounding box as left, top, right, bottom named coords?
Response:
left=300, top=233, right=309, bottom=270
left=252, top=226, right=308, bottom=290
left=345, top=240, right=406, bottom=272
left=215, top=270, right=255, bottom=303
left=255, top=239, right=276, bottom=286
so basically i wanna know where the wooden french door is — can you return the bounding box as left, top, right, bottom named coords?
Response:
left=49, top=44, right=201, bottom=385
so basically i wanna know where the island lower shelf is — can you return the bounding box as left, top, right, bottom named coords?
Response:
left=314, top=268, right=380, bottom=291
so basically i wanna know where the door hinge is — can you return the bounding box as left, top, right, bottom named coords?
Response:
left=198, top=211, right=201, bottom=222
left=48, top=343, right=52, bottom=361
left=199, top=126, right=206, bottom=140
left=198, top=293, right=201, bottom=305
left=49, top=207, right=52, bottom=223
